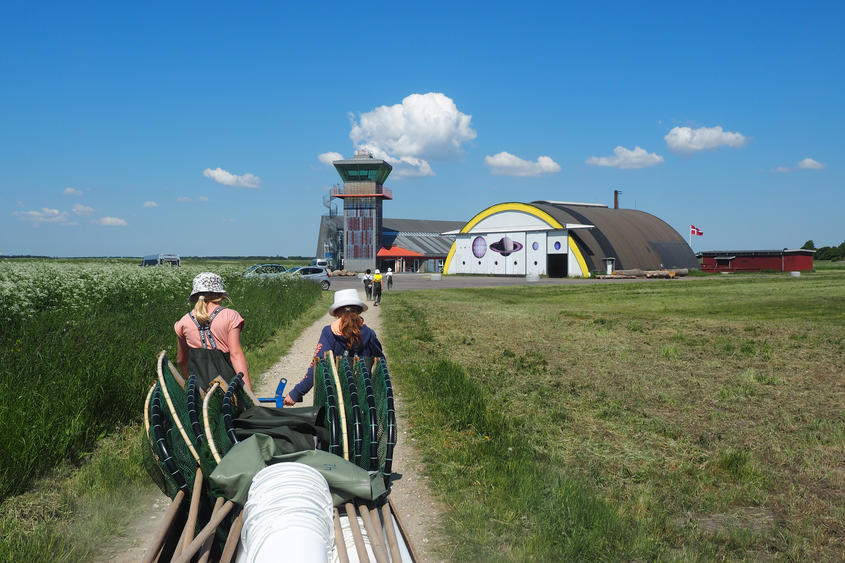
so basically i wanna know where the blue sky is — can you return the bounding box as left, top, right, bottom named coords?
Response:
left=2, top=1, right=842, bottom=257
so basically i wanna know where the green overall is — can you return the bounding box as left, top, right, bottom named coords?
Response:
left=188, top=307, right=236, bottom=389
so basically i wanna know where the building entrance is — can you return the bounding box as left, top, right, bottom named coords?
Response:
left=547, top=254, right=568, bottom=278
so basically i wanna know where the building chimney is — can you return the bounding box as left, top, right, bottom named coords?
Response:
left=614, top=189, right=621, bottom=209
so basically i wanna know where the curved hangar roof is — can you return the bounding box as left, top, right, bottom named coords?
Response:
left=456, top=201, right=698, bottom=272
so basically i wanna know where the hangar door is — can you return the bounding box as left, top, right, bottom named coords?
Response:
left=547, top=231, right=568, bottom=278
left=547, top=255, right=567, bottom=277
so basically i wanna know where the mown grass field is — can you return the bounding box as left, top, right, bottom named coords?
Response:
left=0, top=258, right=326, bottom=561
left=382, top=269, right=844, bottom=561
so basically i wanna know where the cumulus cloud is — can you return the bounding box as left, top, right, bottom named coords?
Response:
left=93, top=216, right=128, bottom=227
left=203, top=167, right=261, bottom=188
left=63, top=187, right=83, bottom=196
left=797, top=157, right=825, bottom=170
left=772, top=157, right=826, bottom=173
left=72, top=203, right=94, bottom=216
left=318, top=152, right=344, bottom=166
left=14, top=208, right=70, bottom=223
left=665, top=125, right=747, bottom=153
left=484, top=152, right=561, bottom=177
left=177, top=196, right=192, bottom=203
left=344, top=92, right=476, bottom=178
left=198, top=196, right=209, bottom=202
left=143, top=201, right=158, bottom=208
left=586, top=146, right=664, bottom=169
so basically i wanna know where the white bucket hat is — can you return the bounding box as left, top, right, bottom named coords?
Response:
left=329, top=288, right=368, bottom=316
left=190, top=272, right=228, bottom=302
left=375, top=269, right=380, bottom=274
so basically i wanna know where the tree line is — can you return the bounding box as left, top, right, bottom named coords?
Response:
left=802, top=240, right=845, bottom=261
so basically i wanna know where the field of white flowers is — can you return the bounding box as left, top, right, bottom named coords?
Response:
left=0, top=260, right=241, bottom=324
left=0, top=259, right=320, bottom=499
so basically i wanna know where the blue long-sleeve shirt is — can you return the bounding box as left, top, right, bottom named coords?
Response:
left=289, top=324, right=384, bottom=402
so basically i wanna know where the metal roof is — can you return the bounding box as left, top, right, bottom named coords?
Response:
left=698, top=249, right=815, bottom=257
left=529, top=201, right=698, bottom=271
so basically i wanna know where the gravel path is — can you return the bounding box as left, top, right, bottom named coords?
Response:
left=256, top=301, right=446, bottom=562
left=101, top=298, right=445, bottom=562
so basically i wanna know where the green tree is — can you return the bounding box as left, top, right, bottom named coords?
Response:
left=801, top=240, right=816, bottom=250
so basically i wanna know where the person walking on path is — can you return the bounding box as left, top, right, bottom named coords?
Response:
left=385, top=267, right=393, bottom=290
left=283, top=289, right=383, bottom=405
left=174, top=272, right=252, bottom=390
left=362, top=268, right=373, bottom=301
left=372, top=269, right=383, bottom=306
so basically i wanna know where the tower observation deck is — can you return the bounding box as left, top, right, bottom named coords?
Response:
left=331, top=150, right=393, bottom=272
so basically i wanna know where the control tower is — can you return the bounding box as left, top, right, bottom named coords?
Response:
left=331, top=150, right=393, bottom=272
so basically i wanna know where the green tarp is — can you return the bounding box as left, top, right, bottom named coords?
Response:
left=209, top=433, right=386, bottom=506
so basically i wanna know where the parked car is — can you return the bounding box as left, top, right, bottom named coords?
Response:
left=286, top=266, right=331, bottom=290
left=243, top=263, right=288, bottom=278
left=141, top=253, right=181, bottom=267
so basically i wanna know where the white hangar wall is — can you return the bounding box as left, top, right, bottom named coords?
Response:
left=443, top=203, right=591, bottom=277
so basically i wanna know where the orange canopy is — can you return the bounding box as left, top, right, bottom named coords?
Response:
left=377, top=245, right=424, bottom=257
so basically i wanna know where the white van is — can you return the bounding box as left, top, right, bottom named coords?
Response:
left=141, top=253, right=181, bottom=267
left=311, top=258, right=329, bottom=268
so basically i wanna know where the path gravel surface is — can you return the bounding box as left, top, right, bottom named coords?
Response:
left=100, top=295, right=445, bottom=562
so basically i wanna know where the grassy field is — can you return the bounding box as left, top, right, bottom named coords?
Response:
left=0, top=258, right=328, bottom=560
left=381, top=270, right=844, bottom=560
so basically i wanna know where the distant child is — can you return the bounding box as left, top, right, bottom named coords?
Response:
left=386, top=267, right=393, bottom=290
left=372, top=269, right=383, bottom=306
left=362, top=268, right=373, bottom=300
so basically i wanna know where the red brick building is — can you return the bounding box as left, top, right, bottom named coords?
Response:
left=698, top=249, right=815, bottom=272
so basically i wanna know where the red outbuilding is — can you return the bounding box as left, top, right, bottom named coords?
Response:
left=698, top=249, right=815, bottom=272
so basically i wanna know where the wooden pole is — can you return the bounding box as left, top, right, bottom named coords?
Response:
left=334, top=508, right=350, bottom=563
left=140, top=489, right=185, bottom=563
left=344, top=502, right=370, bottom=563
left=172, top=500, right=235, bottom=563
left=327, top=351, right=349, bottom=461
left=389, top=496, right=420, bottom=563
left=380, top=502, right=403, bottom=563
left=358, top=502, right=389, bottom=563
left=176, top=469, right=204, bottom=556
left=218, top=510, right=244, bottom=563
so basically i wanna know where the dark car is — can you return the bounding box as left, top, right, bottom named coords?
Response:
left=243, top=263, right=288, bottom=278
left=286, top=266, right=331, bottom=290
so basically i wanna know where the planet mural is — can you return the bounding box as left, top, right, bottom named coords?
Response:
left=490, top=236, right=523, bottom=256
left=472, top=236, right=487, bottom=258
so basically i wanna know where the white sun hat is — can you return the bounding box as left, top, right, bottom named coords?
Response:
left=328, top=288, right=368, bottom=316
left=190, top=272, right=228, bottom=302
left=374, top=269, right=380, bottom=274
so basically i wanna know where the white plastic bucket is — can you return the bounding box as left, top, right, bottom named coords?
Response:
left=238, top=463, right=334, bottom=563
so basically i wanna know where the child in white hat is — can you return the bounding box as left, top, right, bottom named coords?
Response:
left=284, top=289, right=384, bottom=405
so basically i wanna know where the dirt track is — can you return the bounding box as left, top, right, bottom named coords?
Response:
left=100, top=296, right=445, bottom=562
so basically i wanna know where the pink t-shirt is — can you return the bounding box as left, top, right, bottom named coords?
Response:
left=174, top=307, right=245, bottom=353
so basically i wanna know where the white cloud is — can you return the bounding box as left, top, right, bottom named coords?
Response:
left=72, top=203, right=94, bottom=216
left=797, top=157, right=825, bottom=170
left=63, top=187, right=83, bottom=196
left=318, top=152, right=343, bottom=166
left=143, top=201, right=158, bottom=208
left=586, top=146, right=664, bottom=169
left=14, top=208, right=70, bottom=223
left=665, top=126, right=747, bottom=153
left=484, top=152, right=561, bottom=177
left=345, top=92, right=477, bottom=178
left=177, top=196, right=192, bottom=203
left=93, top=216, right=128, bottom=227
left=203, top=167, right=261, bottom=188
left=771, top=158, right=826, bottom=173
left=198, top=196, right=209, bottom=202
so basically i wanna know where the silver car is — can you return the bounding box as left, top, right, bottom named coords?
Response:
left=287, top=266, right=331, bottom=290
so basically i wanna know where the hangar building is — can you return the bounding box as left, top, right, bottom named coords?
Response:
left=315, top=151, right=697, bottom=276
left=443, top=201, right=698, bottom=277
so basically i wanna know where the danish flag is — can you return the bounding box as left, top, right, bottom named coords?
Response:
left=690, top=225, right=703, bottom=236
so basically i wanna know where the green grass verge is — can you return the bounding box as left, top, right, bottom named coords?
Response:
left=0, top=292, right=329, bottom=562
left=381, top=270, right=844, bottom=560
